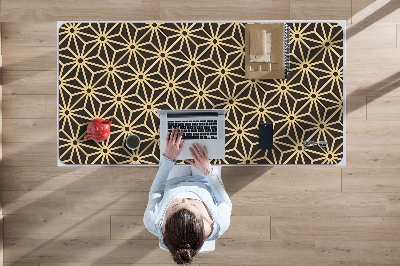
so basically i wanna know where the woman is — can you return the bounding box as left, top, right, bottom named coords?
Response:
left=144, top=128, right=232, bottom=264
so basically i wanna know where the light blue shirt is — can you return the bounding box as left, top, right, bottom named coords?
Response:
left=144, top=155, right=232, bottom=241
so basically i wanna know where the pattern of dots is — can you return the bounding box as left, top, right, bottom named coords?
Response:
left=58, top=22, right=344, bottom=165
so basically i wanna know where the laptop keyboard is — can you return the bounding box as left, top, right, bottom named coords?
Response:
left=168, top=120, right=218, bottom=139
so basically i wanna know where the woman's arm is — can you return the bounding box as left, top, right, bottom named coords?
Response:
left=185, top=144, right=232, bottom=236
left=143, top=128, right=185, bottom=236
left=143, top=155, right=175, bottom=236
left=205, top=167, right=232, bottom=237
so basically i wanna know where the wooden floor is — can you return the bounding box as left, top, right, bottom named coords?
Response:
left=1, top=0, right=400, bottom=265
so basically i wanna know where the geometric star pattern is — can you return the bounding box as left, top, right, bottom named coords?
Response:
left=58, top=22, right=344, bottom=165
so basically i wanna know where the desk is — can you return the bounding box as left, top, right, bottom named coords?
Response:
left=58, top=21, right=345, bottom=165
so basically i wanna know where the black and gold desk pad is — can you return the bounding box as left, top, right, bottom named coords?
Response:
left=58, top=22, right=344, bottom=165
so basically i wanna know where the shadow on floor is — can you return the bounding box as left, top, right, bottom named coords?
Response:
left=347, top=0, right=400, bottom=40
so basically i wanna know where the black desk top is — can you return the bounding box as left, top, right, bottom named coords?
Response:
left=58, top=22, right=345, bottom=165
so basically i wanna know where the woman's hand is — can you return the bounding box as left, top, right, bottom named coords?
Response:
left=164, top=128, right=186, bottom=161
left=185, top=144, right=212, bottom=175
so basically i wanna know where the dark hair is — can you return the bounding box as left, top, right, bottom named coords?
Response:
left=163, top=208, right=206, bottom=264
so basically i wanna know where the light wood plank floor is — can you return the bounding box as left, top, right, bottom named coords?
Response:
left=2, top=0, right=400, bottom=265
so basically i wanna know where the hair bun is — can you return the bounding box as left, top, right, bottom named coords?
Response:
left=174, top=248, right=193, bottom=264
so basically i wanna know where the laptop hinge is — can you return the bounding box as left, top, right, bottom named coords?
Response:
left=167, top=112, right=219, bottom=118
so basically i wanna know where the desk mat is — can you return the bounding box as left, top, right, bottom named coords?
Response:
left=58, top=22, right=344, bottom=165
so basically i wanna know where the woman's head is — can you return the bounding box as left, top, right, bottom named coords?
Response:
left=163, top=208, right=206, bottom=264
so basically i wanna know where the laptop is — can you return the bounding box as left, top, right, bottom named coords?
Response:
left=156, top=109, right=228, bottom=160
